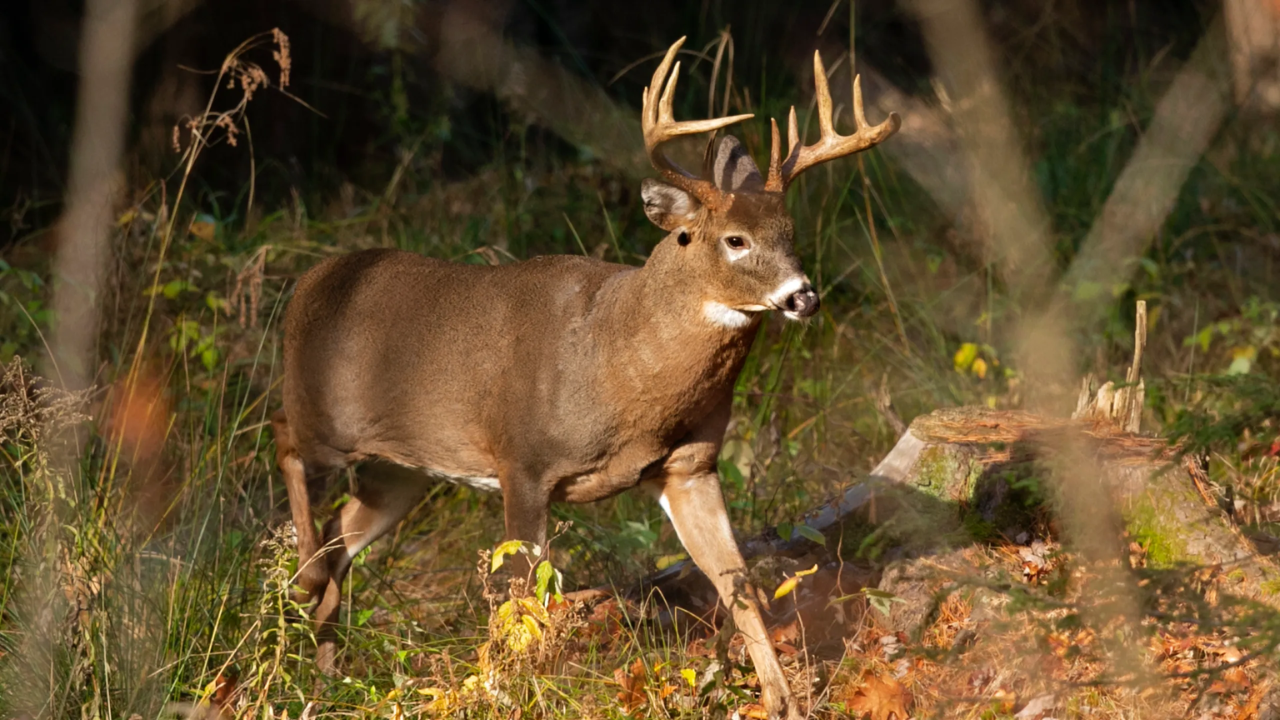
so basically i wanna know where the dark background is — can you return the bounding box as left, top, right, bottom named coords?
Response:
left=0, top=0, right=1218, bottom=247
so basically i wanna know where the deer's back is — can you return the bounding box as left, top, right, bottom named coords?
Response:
left=282, top=248, right=627, bottom=476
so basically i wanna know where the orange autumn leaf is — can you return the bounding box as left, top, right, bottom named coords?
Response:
left=847, top=674, right=911, bottom=720
left=614, top=658, right=647, bottom=714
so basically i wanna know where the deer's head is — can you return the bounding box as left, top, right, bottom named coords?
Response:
left=638, top=37, right=900, bottom=327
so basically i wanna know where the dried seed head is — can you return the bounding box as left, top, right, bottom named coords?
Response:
left=272, top=28, right=292, bottom=88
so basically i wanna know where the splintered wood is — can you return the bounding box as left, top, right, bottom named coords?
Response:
left=1074, top=300, right=1147, bottom=433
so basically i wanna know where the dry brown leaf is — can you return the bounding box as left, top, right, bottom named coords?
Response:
left=770, top=621, right=799, bottom=645
left=1239, top=678, right=1272, bottom=720
left=614, top=658, right=647, bottom=714
left=847, top=674, right=911, bottom=720
left=189, top=219, right=216, bottom=241
left=734, top=703, right=770, bottom=719
left=774, top=642, right=799, bottom=657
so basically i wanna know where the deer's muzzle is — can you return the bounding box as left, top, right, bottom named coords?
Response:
left=783, top=284, right=820, bottom=319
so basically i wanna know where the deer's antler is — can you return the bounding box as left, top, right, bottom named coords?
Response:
left=764, top=52, right=900, bottom=192
left=642, top=37, right=754, bottom=208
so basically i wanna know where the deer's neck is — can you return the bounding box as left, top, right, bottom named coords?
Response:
left=588, top=239, right=760, bottom=424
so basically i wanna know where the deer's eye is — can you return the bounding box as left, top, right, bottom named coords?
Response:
left=724, top=236, right=749, bottom=250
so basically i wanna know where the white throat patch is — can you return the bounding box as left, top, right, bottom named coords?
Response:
left=702, top=301, right=754, bottom=329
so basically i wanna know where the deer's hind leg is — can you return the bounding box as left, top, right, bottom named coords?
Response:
left=273, top=410, right=329, bottom=601
left=312, top=460, right=431, bottom=674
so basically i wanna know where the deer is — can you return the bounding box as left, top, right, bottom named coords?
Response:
left=271, top=37, right=898, bottom=719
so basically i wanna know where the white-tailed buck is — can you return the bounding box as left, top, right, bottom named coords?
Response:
left=273, top=37, right=898, bottom=719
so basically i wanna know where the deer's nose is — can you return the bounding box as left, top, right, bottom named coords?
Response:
left=783, top=284, right=819, bottom=318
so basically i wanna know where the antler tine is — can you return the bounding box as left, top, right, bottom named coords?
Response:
left=852, top=72, right=871, bottom=131
left=813, top=51, right=836, bottom=139
left=642, top=37, right=753, bottom=205
left=765, top=50, right=902, bottom=191
left=765, top=118, right=783, bottom=191
left=764, top=109, right=799, bottom=192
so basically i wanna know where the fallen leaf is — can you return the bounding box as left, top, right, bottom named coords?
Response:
left=1014, top=693, right=1057, bottom=719
left=189, top=219, right=216, bottom=241
left=734, top=703, right=770, bottom=719
left=847, top=674, right=911, bottom=720
left=614, top=658, right=647, bottom=714
left=770, top=621, right=799, bottom=645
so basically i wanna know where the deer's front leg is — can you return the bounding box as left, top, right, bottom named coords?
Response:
left=645, top=469, right=799, bottom=720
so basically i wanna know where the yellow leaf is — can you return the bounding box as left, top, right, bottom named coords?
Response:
left=518, top=596, right=550, bottom=622
left=491, top=540, right=526, bottom=572
left=774, top=564, right=819, bottom=600
left=680, top=668, right=697, bottom=687
left=655, top=552, right=687, bottom=570
left=417, top=686, right=448, bottom=697
left=774, top=576, right=800, bottom=600
left=522, top=614, right=543, bottom=638
left=953, top=342, right=979, bottom=372
left=972, top=357, right=988, bottom=379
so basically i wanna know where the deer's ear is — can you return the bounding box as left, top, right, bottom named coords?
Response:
left=641, top=178, right=701, bottom=232
left=708, top=135, right=764, bottom=193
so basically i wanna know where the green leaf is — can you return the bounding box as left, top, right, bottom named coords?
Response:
left=862, top=587, right=907, bottom=617
left=205, top=291, right=231, bottom=314
left=355, top=608, right=375, bottom=627
left=718, top=458, right=746, bottom=491
left=1228, top=346, right=1256, bottom=375
left=794, top=524, right=826, bottom=546
left=534, top=560, right=563, bottom=604
left=776, top=522, right=794, bottom=542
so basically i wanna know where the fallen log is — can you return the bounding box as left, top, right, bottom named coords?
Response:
left=640, top=406, right=1280, bottom=620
